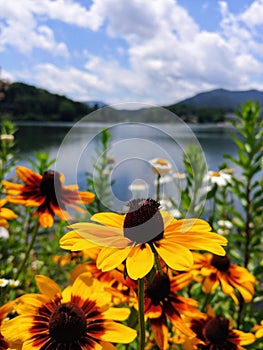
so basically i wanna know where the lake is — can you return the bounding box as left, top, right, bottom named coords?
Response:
left=14, top=117, right=238, bottom=213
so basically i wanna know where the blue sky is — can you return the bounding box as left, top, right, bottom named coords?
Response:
left=1, top=0, right=262, bottom=106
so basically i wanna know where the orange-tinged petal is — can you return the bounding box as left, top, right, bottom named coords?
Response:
left=99, top=341, right=117, bottom=350
left=202, top=276, right=219, bottom=293
left=1, top=180, right=24, bottom=191
left=38, top=212, right=54, bottom=227
left=218, top=274, right=238, bottom=303
left=97, top=247, right=131, bottom=271
left=0, top=218, right=9, bottom=227
left=229, top=265, right=256, bottom=283
left=16, top=166, right=42, bottom=184
left=35, top=275, right=61, bottom=298
left=230, top=279, right=254, bottom=303
left=126, top=244, right=154, bottom=279
left=91, top=212, right=125, bottom=227
left=93, top=321, right=137, bottom=343
left=150, top=315, right=169, bottom=350
left=79, top=191, right=95, bottom=204
left=155, top=240, right=193, bottom=271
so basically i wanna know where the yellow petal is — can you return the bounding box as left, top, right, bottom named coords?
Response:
left=95, top=321, right=137, bottom=343
left=62, top=285, right=72, bottom=303
left=72, top=272, right=111, bottom=306
left=1, top=315, right=35, bottom=342
left=0, top=207, right=18, bottom=220
left=233, top=330, right=256, bottom=345
left=68, top=222, right=130, bottom=248
left=169, top=232, right=227, bottom=255
left=35, top=275, right=61, bottom=298
left=91, top=212, right=124, bottom=227
left=97, top=247, right=131, bottom=271
left=14, top=294, right=50, bottom=314
left=230, top=279, right=254, bottom=303
left=155, top=240, right=193, bottom=270
left=126, top=244, right=154, bottom=279
left=60, top=231, right=97, bottom=251
left=166, top=218, right=212, bottom=233
left=102, top=307, right=130, bottom=321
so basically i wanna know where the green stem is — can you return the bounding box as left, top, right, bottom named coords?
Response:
left=138, top=278, right=145, bottom=350
left=156, top=174, right=161, bottom=202
left=150, top=243, right=163, bottom=275
left=201, top=292, right=212, bottom=312
left=14, top=220, right=40, bottom=281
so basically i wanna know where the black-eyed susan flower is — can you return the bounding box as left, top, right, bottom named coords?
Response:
left=191, top=252, right=255, bottom=305
left=189, top=311, right=255, bottom=349
left=60, top=198, right=228, bottom=280
left=2, top=166, right=95, bottom=227
left=144, top=272, right=203, bottom=350
left=0, top=198, right=17, bottom=227
left=1, top=273, right=137, bottom=349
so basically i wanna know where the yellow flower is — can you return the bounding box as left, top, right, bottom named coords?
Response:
left=0, top=198, right=17, bottom=227
left=2, top=166, right=95, bottom=227
left=1, top=273, right=137, bottom=349
left=60, top=198, right=227, bottom=280
left=191, top=252, right=256, bottom=304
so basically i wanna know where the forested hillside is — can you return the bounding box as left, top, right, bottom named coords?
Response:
left=0, top=82, right=97, bottom=121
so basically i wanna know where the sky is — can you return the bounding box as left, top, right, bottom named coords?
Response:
left=1, top=0, right=263, bottom=107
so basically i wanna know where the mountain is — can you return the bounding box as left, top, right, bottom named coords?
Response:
left=176, top=88, right=263, bottom=109
left=1, top=81, right=262, bottom=123
left=165, top=88, right=263, bottom=123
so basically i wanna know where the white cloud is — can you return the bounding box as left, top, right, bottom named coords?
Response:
left=0, top=0, right=69, bottom=56
left=1, top=0, right=262, bottom=106
left=240, top=0, right=263, bottom=27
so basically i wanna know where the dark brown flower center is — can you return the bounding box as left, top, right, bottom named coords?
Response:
left=40, top=171, right=62, bottom=200
left=123, top=198, right=164, bottom=244
left=146, top=273, right=170, bottom=305
left=204, top=316, right=229, bottom=345
left=48, top=303, right=86, bottom=343
left=211, top=254, right=230, bottom=272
